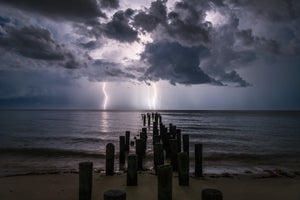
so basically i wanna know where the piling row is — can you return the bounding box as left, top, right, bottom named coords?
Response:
left=78, top=112, right=223, bottom=200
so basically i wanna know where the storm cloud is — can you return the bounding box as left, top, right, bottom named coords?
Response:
left=0, top=0, right=299, bottom=109
left=0, top=0, right=106, bottom=21
left=0, top=25, right=84, bottom=69
left=141, top=41, right=218, bottom=85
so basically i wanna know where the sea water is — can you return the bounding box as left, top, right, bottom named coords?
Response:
left=0, top=110, right=299, bottom=176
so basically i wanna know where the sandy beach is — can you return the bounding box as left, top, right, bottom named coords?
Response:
left=0, top=171, right=299, bottom=200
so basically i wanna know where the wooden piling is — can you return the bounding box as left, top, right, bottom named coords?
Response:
left=154, top=143, right=164, bottom=175
left=178, top=152, right=189, bottom=186
left=104, top=190, right=126, bottom=200
left=135, top=139, right=143, bottom=170
left=140, top=132, right=147, bottom=155
left=125, top=131, right=130, bottom=151
left=158, top=165, right=172, bottom=200
left=182, top=134, right=189, bottom=156
left=202, top=189, right=223, bottom=200
left=106, top=143, right=115, bottom=176
left=169, top=139, right=178, bottom=171
left=176, top=129, right=181, bottom=152
left=79, top=162, right=93, bottom=200
left=153, top=135, right=161, bottom=145
left=119, top=136, right=125, bottom=165
left=142, top=128, right=147, bottom=134
left=127, top=154, right=138, bottom=186
left=147, top=115, right=150, bottom=126
left=195, top=143, right=203, bottom=177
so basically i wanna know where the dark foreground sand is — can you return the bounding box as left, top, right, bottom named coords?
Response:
left=0, top=172, right=299, bottom=200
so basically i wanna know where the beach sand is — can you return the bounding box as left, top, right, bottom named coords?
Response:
left=0, top=171, right=299, bottom=200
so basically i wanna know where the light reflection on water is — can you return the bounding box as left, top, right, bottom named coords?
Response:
left=0, top=110, right=299, bottom=175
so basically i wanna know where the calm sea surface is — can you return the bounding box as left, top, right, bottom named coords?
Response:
left=0, top=110, right=299, bottom=175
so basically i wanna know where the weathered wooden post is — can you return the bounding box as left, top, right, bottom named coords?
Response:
left=154, top=143, right=164, bottom=175
left=202, top=189, right=223, bottom=200
left=127, top=154, right=138, bottom=186
left=135, top=139, right=143, bottom=170
left=178, top=152, right=189, bottom=186
left=104, top=190, right=126, bottom=200
left=119, top=136, right=125, bottom=165
left=169, top=139, right=178, bottom=171
left=182, top=134, right=189, bottom=156
left=148, top=114, right=150, bottom=126
left=106, top=143, right=115, bottom=176
left=153, top=128, right=159, bottom=136
left=153, top=135, right=161, bottom=145
left=169, top=123, right=173, bottom=134
left=143, top=115, right=146, bottom=126
left=142, top=127, right=147, bottom=134
left=195, top=143, right=203, bottom=177
left=140, top=132, right=147, bottom=155
left=125, top=131, right=130, bottom=151
left=158, top=165, right=172, bottom=200
left=79, top=162, right=93, bottom=200
left=176, top=129, right=181, bottom=152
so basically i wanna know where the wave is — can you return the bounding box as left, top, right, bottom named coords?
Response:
left=0, top=147, right=106, bottom=158
left=189, top=133, right=249, bottom=142
left=12, top=135, right=116, bottom=144
left=186, top=126, right=239, bottom=132
left=200, top=152, right=300, bottom=163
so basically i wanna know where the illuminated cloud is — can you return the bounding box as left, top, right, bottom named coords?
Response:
left=0, top=0, right=299, bottom=109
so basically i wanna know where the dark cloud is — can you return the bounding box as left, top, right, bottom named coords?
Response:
left=0, top=16, right=10, bottom=27
left=103, top=10, right=138, bottom=42
left=228, top=0, right=300, bottom=22
left=93, top=59, right=136, bottom=79
left=0, top=25, right=84, bottom=69
left=163, top=15, right=211, bottom=46
left=0, top=0, right=106, bottom=21
left=236, top=29, right=280, bottom=54
left=78, top=40, right=102, bottom=50
left=76, top=10, right=138, bottom=43
left=218, top=70, right=251, bottom=87
left=100, top=0, right=119, bottom=9
left=141, top=41, right=219, bottom=85
left=152, top=0, right=212, bottom=46
left=133, top=0, right=167, bottom=32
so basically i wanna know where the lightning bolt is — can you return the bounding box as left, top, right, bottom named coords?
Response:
left=102, top=82, right=108, bottom=110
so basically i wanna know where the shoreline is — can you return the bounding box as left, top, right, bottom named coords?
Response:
left=0, top=171, right=299, bottom=200
left=1, top=166, right=299, bottom=178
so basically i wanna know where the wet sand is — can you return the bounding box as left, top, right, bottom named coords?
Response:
left=0, top=171, right=299, bottom=200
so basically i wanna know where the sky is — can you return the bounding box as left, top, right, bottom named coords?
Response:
left=0, top=0, right=299, bottom=110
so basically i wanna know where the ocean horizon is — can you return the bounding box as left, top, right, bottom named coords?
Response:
left=0, top=110, right=299, bottom=176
